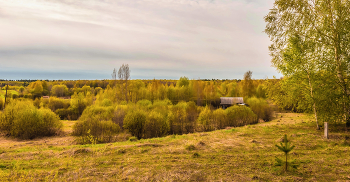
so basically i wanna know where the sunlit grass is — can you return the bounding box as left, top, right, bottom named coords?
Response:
left=0, top=113, right=349, bottom=181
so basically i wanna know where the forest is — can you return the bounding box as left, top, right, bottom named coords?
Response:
left=0, top=71, right=276, bottom=142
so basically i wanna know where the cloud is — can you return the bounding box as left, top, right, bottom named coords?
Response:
left=0, top=0, right=280, bottom=80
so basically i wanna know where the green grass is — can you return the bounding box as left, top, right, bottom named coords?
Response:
left=0, top=113, right=349, bottom=181
left=0, top=90, right=19, bottom=99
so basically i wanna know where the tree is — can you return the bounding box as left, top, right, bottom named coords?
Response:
left=275, top=134, right=298, bottom=172
left=242, top=71, right=255, bottom=98
left=51, top=85, right=69, bottom=97
left=111, top=68, right=117, bottom=80
left=265, top=0, right=350, bottom=126
left=282, top=35, right=321, bottom=129
left=118, top=64, right=130, bottom=103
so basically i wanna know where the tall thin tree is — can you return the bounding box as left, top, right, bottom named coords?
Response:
left=118, top=64, right=130, bottom=102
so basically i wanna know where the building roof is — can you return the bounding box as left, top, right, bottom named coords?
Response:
left=220, top=97, right=244, bottom=105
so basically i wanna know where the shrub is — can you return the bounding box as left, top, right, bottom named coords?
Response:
left=101, top=99, right=113, bottom=107
left=0, top=100, right=62, bottom=139
left=55, top=107, right=81, bottom=120
left=123, top=110, right=147, bottom=139
left=185, top=144, right=196, bottom=151
left=70, top=92, right=92, bottom=118
left=225, top=105, right=257, bottom=127
left=33, top=98, right=41, bottom=108
left=136, top=99, right=152, bottom=108
left=11, top=93, right=18, bottom=99
left=73, top=116, right=120, bottom=143
left=128, top=136, right=138, bottom=142
left=144, top=111, right=169, bottom=138
left=79, top=105, right=114, bottom=121
left=152, top=99, right=172, bottom=109
left=197, top=107, right=213, bottom=132
left=47, top=97, right=70, bottom=112
left=246, top=97, right=273, bottom=122
left=212, top=108, right=227, bottom=129
left=171, top=104, right=188, bottom=134
left=113, top=105, right=128, bottom=128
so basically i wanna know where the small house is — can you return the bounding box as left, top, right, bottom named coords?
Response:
left=220, top=97, right=244, bottom=109
left=42, top=96, right=50, bottom=99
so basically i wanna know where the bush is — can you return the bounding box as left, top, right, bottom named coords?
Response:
left=47, top=97, right=70, bottom=112
left=171, top=104, right=188, bottom=134
left=73, top=116, right=120, bottom=143
left=226, top=105, right=257, bottom=127
left=0, top=100, right=62, bottom=139
left=152, top=99, right=172, bottom=108
left=11, top=93, right=18, bottom=99
left=113, top=105, right=128, bottom=128
left=79, top=105, right=114, bottom=121
left=51, top=85, right=69, bottom=97
left=33, top=98, right=41, bottom=108
left=55, top=107, right=79, bottom=120
left=246, top=97, right=273, bottom=122
left=136, top=99, right=152, bottom=108
left=197, top=107, right=213, bottom=132
left=144, top=111, right=169, bottom=138
left=101, top=99, right=113, bottom=107
left=123, top=110, right=147, bottom=139
left=212, top=108, right=227, bottom=129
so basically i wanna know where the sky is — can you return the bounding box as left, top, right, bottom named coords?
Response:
left=0, top=0, right=281, bottom=80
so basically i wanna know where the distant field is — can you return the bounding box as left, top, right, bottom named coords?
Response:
left=0, top=90, right=19, bottom=99
left=0, top=113, right=349, bottom=181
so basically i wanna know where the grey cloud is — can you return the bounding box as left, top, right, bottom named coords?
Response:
left=0, top=0, right=281, bottom=80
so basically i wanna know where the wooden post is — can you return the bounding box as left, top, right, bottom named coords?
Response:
left=324, top=122, right=328, bottom=139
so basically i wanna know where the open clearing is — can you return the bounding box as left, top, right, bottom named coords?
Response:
left=0, top=113, right=349, bottom=181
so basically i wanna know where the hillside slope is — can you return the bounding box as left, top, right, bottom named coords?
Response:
left=0, top=113, right=349, bottom=181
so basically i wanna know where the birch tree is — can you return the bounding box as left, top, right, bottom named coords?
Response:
left=118, top=64, right=130, bottom=103
left=265, top=0, right=350, bottom=126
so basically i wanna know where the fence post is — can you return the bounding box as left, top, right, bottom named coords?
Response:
left=324, top=122, right=328, bottom=139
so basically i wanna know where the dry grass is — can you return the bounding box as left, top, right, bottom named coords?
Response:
left=0, top=113, right=350, bottom=181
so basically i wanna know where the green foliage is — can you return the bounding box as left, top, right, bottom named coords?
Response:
left=73, top=116, right=120, bottom=143
left=177, top=76, right=190, bottom=87
left=70, top=92, right=92, bottom=118
left=197, top=106, right=213, bottom=131
left=275, top=134, right=298, bottom=172
left=101, top=99, right=113, bottom=107
left=123, top=110, right=147, bottom=139
left=46, top=97, right=70, bottom=112
left=0, top=100, right=62, bottom=139
left=246, top=97, right=273, bottom=122
left=136, top=99, right=152, bottom=108
left=113, top=105, right=130, bottom=128
left=128, top=136, right=138, bottom=142
left=144, top=111, right=169, bottom=138
left=192, top=152, right=200, bottom=158
left=212, top=108, right=227, bottom=129
left=51, top=85, right=69, bottom=97
left=185, top=144, right=195, bottom=151
left=79, top=105, right=115, bottom=122
left=265, top=0, right=350, bottom=126
left=226, top=105, right=257, bottom=127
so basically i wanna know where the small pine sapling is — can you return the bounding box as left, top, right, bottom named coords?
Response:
left=275, top=134, right=298, bottom=172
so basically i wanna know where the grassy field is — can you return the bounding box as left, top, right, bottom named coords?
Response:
left=0, top=90, right=19, bottom=99
left=0, top=113, right=349, bottom=181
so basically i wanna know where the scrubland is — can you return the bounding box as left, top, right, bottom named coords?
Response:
left=0, top=113, right=349, bottom=181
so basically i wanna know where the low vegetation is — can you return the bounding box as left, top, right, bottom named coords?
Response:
left=0, top=100, right=62, bottom=139
left=0, top=113, right=349, bottom=181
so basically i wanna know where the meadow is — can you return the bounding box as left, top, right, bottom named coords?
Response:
left=0, top=112, right=349, bottom=181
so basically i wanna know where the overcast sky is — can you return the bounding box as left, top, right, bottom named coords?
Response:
left=0, top=0, right=281, bottom=80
